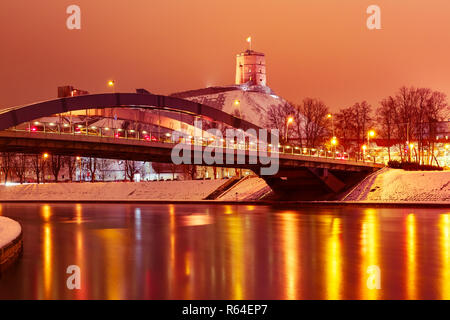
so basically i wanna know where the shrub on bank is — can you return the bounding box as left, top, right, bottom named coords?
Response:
left=388, top=160, right=443, bottom=171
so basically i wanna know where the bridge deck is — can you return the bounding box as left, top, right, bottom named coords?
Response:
left=0, top=130, right=384, bottom=172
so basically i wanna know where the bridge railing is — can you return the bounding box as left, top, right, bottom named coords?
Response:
left=7, top=121, right=385, bottom=165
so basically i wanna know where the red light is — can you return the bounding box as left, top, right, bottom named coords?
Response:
left=114, top=133, right=119, bottom=138
left=31, top=127, right=37, bottom=132
left=151, top=136, right=157, bottom=141
left=144, top=135, right=150, bottom=141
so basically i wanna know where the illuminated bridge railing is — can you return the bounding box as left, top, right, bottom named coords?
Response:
left=7, top=121, right=384, bottom=164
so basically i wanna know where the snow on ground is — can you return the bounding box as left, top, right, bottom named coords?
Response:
left=217, top=176, right=271, bottom=200
left=0, top=217, right=21, bottom=248
left=0, top=180, right=228, bottom=201
left=352, top=168, right=450, bottom=202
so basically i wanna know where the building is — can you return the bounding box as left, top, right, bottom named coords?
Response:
left=57, top=85, right=89, bottom=98
left=235, top=49, right=267, bottom=86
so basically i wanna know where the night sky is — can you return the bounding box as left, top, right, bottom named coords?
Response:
left=1, top=0, right=450, bottom=111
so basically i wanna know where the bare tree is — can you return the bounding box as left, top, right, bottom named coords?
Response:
left=351, top=101, right=373, bottom=153
left=124, top=160, right=141, bottom=182
left=377, top=97, right=396, bottom=161
left=84, top=157, right=98, bottom=182
left=98, top=159, right=112, bottom=181
left=425, top=90, right=448, bottom=165
left=50, top=154, right=63, bottom=182
left=182, top=164, right=197, bottom=180
left=169, top=163, right=178, bottom=180
left=12, top=153, right=27, bottom=184
left=297, top=98, right=330, bottom=148
left=63, top=156, right=77, bottom=182
left=335, top=107, right=356, bottom=154
left=30, top=154, right=45, bottom=184
left=265, top=102, right=296, bottom=144
left=0, top=152, right=13, bottom=183
left=151, top=162, right=165, bottom=180
left=380, top=86, right=448, bottom=164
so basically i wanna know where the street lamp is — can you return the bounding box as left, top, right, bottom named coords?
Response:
left=331, top=136, right=338, bottom=157
left=286, top=116, right=294, bottom=142
left=327, top=113, right=334, bottom=137
left=367, top=130, right=375, bottom=146
left=108, top=80, right=115, bottom=92
left=42, top=153, right=49, bottom=183
left=362, top=144, right=367, bottom=161
left=233, top=99, right=241, bottom=118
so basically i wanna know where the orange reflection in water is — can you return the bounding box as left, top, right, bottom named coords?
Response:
left=325, top=217, right=342, bottom=300
left=41, top=204, right=51, bottom=222
left=225, top=215, right=245, bottom=299
left=74, top=205, right=86, bottom=299
left=406, top=214, right=417, bottom=300
left=360, top=209, right=380, bottom=300
left=75, top=203, right=82, bottom=224
left=42, top=224, right=52, bottom=299
left=280, top=212, right=300, bottom=300
left=440, top=214, right=450, bottom=299
left=39, top=205, right=53, bottom=299
left=96, top=229, right=126, bottom=300
left=168, top=204, right=176, bottom=296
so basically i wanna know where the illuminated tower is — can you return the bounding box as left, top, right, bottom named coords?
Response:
left=235, top=49, right=266, bottom=86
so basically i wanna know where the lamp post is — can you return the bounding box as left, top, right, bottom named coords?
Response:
left=327, top=113, right=334, bottom=137
left=362, top=144, right=367, bottom=162
left=233, top=99, right=242, bottom=118
left=108, top=80, right=115, bottom=93
left=285, top=116, right=294, bottom=143
left=367, top=130, right=375, bottom=161
left=367, top=130, right=375, bottom=146
left=42, top=153, right=49, bottom=184
left=331, top=136, right=338, bottom=158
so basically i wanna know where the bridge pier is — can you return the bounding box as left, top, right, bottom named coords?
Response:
left=261, top=167, right=375, bottom=201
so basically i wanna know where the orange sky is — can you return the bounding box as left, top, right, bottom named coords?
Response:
left=1, top=0, right=450, bottom=112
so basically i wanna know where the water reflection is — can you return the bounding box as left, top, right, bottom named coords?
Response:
left=280, top=212, right=300, bottom=300
left=325, top=217, right=342, bottom=300
left=406, top=214, right=417, bottom=300
left=360, top=209, right=380, bottom=300
left=440, top=214, right=450, bottom=299
left=0, top=203, right=449, bottom=300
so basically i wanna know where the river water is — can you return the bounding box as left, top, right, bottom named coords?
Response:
left=0, top=203, right=449, bottom=299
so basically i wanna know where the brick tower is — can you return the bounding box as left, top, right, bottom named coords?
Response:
left=235, top=49, right=266, bottom=86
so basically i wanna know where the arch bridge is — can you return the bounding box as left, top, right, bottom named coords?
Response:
left=0, top=93, right=384, bottom=200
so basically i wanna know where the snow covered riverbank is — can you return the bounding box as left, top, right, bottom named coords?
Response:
left=344, top=168, right=450, bottom=203
left=0, top=180, right=228, bottom=201
left=0, top=217, right=21, bottom=249
left=0, top=216, right=22, bottom=271
left=0, top=170, right=448, bottom=203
